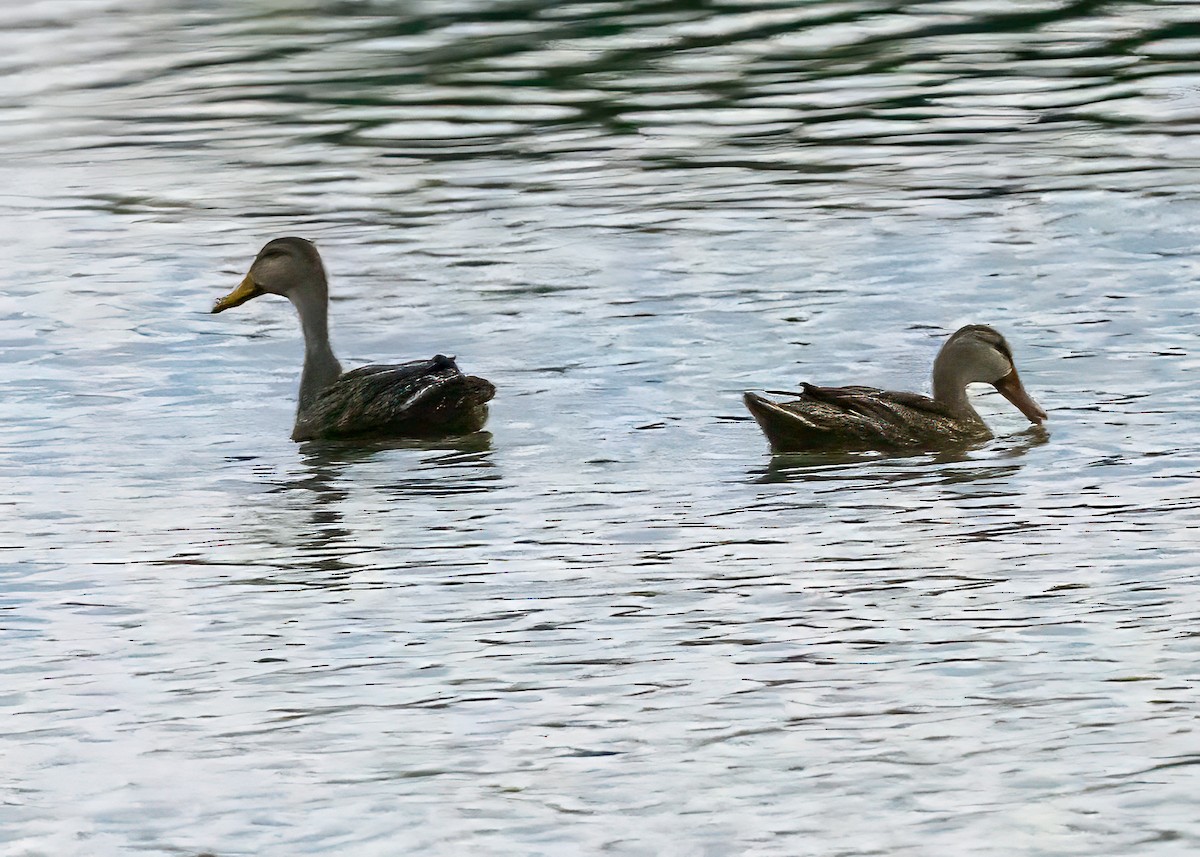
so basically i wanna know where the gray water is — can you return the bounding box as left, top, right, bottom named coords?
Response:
left=3, top=1, right=1200, bottom=855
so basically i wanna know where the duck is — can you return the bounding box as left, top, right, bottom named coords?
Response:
left=212, top=237, right=495, bottom=442
left=743, top=324, right=1046, bottom=452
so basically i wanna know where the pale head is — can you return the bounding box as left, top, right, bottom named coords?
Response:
left=933, top=324, right=1047, bottom=424
left=212, top=237, right=327, bottom=313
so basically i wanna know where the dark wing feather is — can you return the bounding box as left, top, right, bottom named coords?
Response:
left=801, top=384, right=956, bottom=419
left=294, top=355, right=495, bottom=441
left=744, top=383, right=985, bottom=452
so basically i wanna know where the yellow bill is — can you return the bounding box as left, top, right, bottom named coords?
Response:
left=212, top=273, right=264, bottom=313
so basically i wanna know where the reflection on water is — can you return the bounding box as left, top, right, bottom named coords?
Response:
left=291, top=432, right=498, bottom=501
left=754, top=418, right=1049, bottom=486
left=3, top=1, right=1200, bottom=855
left=208, top=436, right=503, bottom=581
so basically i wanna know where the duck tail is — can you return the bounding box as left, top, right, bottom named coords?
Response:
left=743, top=391, right=820, bottom=453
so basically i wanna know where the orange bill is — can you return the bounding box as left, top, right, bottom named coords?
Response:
left=994, top=368, right=1047, bottom=424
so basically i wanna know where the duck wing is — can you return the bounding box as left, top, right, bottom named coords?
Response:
left=799, top=383, right=955, bottom=418
left=294, top=354, right=495, bottom=441
left=744, top=384, right=980, bottom=452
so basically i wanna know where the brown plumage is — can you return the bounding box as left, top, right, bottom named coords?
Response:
left=744, top=325, right=1046, bottom=453
left=213, top=237, right=494, bottom=442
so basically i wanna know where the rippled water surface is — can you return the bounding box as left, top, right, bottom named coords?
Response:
left=4, top=1, right=1200, bottom=855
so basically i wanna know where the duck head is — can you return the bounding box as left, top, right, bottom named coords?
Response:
left=212, top=237, right=327, bottom=313
left=933, top=324, right=1047, bottom=424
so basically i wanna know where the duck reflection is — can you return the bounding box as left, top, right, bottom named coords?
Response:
left=753, top=424, right=1049, bottom=486
left=228, top=432, right=499, bottom=579
left=297, top=430, right=494, bottom=470
left=287, top=430, right=497, bottom=503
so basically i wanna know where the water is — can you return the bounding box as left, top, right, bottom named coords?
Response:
left=3, top=1, right=1199, bottom=854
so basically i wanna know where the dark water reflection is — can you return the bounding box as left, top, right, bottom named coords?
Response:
left=3, top=1, right=1200, bottom=855
left=754, top=423, right=1050, bottom=483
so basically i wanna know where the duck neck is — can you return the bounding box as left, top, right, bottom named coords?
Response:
left=289, top=285, right=342, bottom=413
left=931, top=362, right=984, bottom=424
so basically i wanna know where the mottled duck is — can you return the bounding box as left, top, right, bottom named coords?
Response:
left=744, top=324, right=1046, bottom=452
left=213, top=237, right=494, bottom=442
